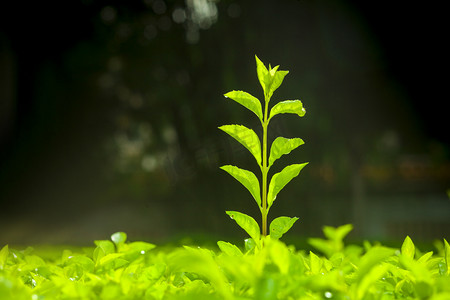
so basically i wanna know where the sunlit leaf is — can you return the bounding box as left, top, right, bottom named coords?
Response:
left=269, top=100, right=305, bottom=121
left=399, top=255, right=432, bottom=283
left=266, top=238, right=291, bottom=274
left=99, top=253, right=126, bottom=267
left=267, top=163, right=308, bottom=209
left=268, top=137, right=304, bottom=169
left=0, top=244, right=8, bottom=270
left=220, top=165, right=261, bottom=208
left=93, top=240, right=115, bottom=266
left=255, top=277, right=277, bottom=300
left=401, top=236, right=415, bottom=260
left=224, top=90, right=263, bottom=121
left=309, top=251, right=323, bottom=275
left=268, top=70, right=288, bottom=99
left=226, top=211, right=261, bottom=246
left=217, top=241, right=243, bottom=257
left=417, top=251, right=433, bottom=264
left=356, top=246, right=395, bottom=282
left=94, top=240, right=115, bottom=255
left=269, top=216, right=299, bottom=240
left=111, top=232, right=127, bottom=251
left=245, top=238, right=257, bottom=253
left=256, top=55, right=270, bottom=97
left=126, top=241, right=156, bottom=253
left=256, top=56, right=289, bottom=100
left=171, top=246, right=233, bottom=300
left=66, top=255, right=95, bottom=273
left=323, top=224, right=353, bottom=243
left=308, top=238, right=333, bottom=258
left=356, top=264, right=389, bottom=300
left=444, top=238, right=450, bottom=275
left=219, top=124, right=262, bottom=167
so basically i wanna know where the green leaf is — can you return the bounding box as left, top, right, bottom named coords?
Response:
left=226, top=211, right=261, bottom=246
left=308, top=238, right=334, bottom=258
left=268, top=137, right=304, bottom=169
left=309, top=251, right=323, bottom=275
left=255, top=277, right=277, bottom=300
left=126, top=241, right=156, bottom=254
left=267, top=163, right=308, bottom=209
left=444, top=238, right=450, bottom=275
left=417, top=251, right=433, bottom=264
left=94, top=240, right=115, bottom=255
left=356, top=246, right=395, bottom=283
left=356, top=264, right=389, bottom=300
left=323, top=224, right=354, bottom=242
left=268, top=70, right=289, bottom=100
left=219, top=124, right=262, bottom=167
left=399, top=255, right=432, bottom=283
left=269, top=216, right=299, bottom=240
left=266, top=238, right=291, bottom=274
left=255, top=55, right=270, bottom=97
left=401, top=236, right=415, bottom=260
left=66, top=255, right=95, bottom=273
left=217, top=241, right=243, bottom=257
left=93, top=240, right=116, bottom=266
left=0, top=244, right=8, bottom=270
left=224, top=90, right=263, bottom=121
left=99, top=252, right=126, bottom=267
left=111, top=232, right=127, bottom=250
left=269, top=100, right=305, bottom=121
left=255, top=56, right=289, bottom=100
left=245, top=238, right=257, bottom=252
left=220, top=165, right=261, bottom=208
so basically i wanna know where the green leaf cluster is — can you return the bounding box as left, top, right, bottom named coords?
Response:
left=220, top=55, right=307, bottom=243
left=2, top=229, right=450, bottom=299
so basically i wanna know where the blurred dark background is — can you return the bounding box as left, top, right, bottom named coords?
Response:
left=0, top=0, right=448, bottom=246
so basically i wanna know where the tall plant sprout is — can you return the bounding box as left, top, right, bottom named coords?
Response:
left=219, top=55, right=308, bottom=247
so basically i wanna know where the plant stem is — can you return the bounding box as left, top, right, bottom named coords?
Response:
left=261, top=94, right=269, bottom=237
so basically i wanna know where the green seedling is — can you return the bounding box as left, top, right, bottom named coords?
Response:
left=219, top=55, right=308, bottom=246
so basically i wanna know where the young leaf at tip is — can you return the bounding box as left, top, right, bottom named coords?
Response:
left=255, top=55, right=270, bottom=97
left=255, top=55, right=289, bottom=100
left=226, top=211, right=261, bottom=247
left=220, top=165, right=261, bottom=209
left=270, top=216, right=299, bottom=240
left=269, top=137, right=304, bottom=169
left=269, top=100, right=306, bottom=122
left=224, top=90, right=263, bottom=122
left=268, top=69, right=289, bottom=100
left=219, top=124, right=262, bottom=167
left=267, top=163, right=308, bottom=210
left=401, top=236, right=415, bottom=260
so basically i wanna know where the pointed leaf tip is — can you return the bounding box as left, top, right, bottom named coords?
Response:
left=267, top=163, right=308, bottom=209
left=269, top=137, right=304, bottom=169
left=226, top=211, right=261, bottom=246
left=401, top=235, right=415, bottom=259
left=220, top=165, right=261, bottom=208
left=224, top=90, right=263, bottom=121
left=219, top=124, right=262, bottom=167
left=269, top=100, right=305, bottom=121
left=270, top=216, right=299, bottom=240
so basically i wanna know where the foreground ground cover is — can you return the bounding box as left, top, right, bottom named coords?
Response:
left=1, top=226, right=449, bottom=300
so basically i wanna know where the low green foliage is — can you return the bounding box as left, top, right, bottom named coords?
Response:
left=220, top=55, right=307, bottom=243
left=1, top=229, right=450, bottom=299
